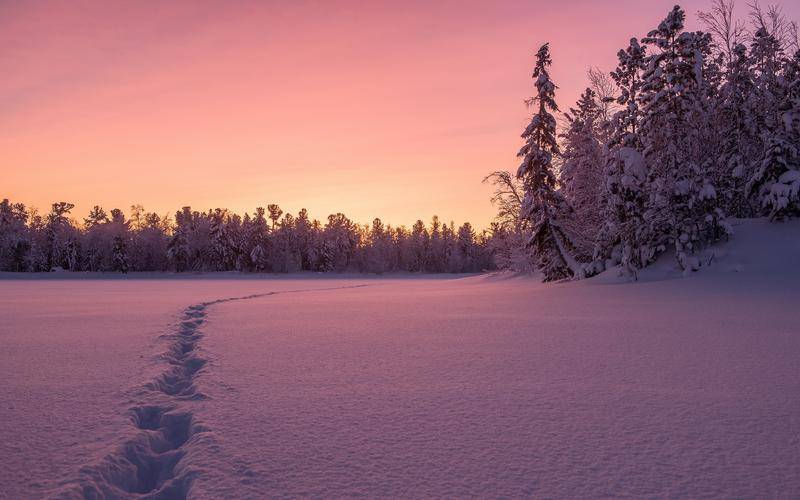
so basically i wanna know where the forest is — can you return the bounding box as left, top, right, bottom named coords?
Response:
left=502, top=1, right=800, bottom=280
left=1, top=1, right=798, bottom=278
left=0, top=201, right=494, bottom=273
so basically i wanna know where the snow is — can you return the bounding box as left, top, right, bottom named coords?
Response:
left=780, top=170, right=800, bottom=183
left=595, top=218, right=800, bottom=282
left=0, top=280, right=327, bottom=498
left=1, top=219, right=799, bottom=497
left=617, top=147, right=646, bottom=188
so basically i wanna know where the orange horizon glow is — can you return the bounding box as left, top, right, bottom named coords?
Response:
left=3, top=0, right=799, bottom=229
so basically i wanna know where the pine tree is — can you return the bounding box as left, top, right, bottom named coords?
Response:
left=246, top=207, right=270, bottom=271
left=107, top=209, right=131, bottom=273
left=83, top=206, right=108, bottom=229
left=455, top=222, right=477, bottom=272
left=365, top=218, right=389, bottom=273
left=714, top=43, right=761, bottom=216
left=747, top=36, right=800, bottom=218
left=601, top=147, right=650, bottom=275
left=267, top=204, right=283, bottom=230
left=293, top=208, right=317, bottom=271
left=167, top=207, right=192, bottom=272
left=45, top=202, right=78, bottom=271
left=320, top=213, right=359, bottom=271
left=130, top=209, right=169, bottom=272
left=271, top=212, right=302, bottom=272
left=209, top=208, right=233, bottom=270
left=608, top=38, right=647, bottom=149
left=594, top=37, right=649, bottom=275
left=408, top=220, right=428, bottom=272
left=112, top=234, right=128, bottom=273
left=755, top=120, right=800, bottom=219
left=516, top=43, right=583, bottom=281
left=0, top=199, right=31, bottom=272
left=638, top=6, right=730, bottom=272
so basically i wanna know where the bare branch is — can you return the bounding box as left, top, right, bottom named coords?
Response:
left=586, top=66, right=618, bottom=122
left=748, top=0, right=795, bottom=49
left=789, top=20, right=799, bottom=52
left=698, top=0, right=746, bottom=62
left=483, top=171, right=525, bottom=230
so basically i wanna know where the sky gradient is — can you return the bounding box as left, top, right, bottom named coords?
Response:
left=3, top=0, right=799, bottom=229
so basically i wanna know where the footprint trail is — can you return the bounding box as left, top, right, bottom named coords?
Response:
left=58, top=284, right=369, bottom=499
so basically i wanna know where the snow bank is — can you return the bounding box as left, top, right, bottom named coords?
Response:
left=593, top=217, right=800, bottom=282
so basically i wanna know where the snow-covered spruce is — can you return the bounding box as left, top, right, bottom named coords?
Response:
left=516, top=43, right=587, bottom=281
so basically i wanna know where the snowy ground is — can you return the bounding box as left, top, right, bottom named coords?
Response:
left=1, top=219, right=798, bottom=498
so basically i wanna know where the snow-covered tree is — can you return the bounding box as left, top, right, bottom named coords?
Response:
left=559, top=88, right=606, bottom=248
left=112, top=235, right=128, bottom=273
left=209, top=209, right=236, bottom=270
left=243, top=208, right=269, bottom=271
left=406, top=220, right=429, bottom=272
left=713, top=43, right=762, bottom=216
left=638, top=6, right=730, bottom=272
left=44, top=202, right=80, bottom=271
left=595, top=37, right=649, bottom=275
left=747, top=32, right=800, bottom=218
left=129, top=209, right=169, bottom=271
left=453, top=222, right=478, bottom=272
left=363, top=218, right=392, bottom=273
left=607, top=38, right=647, bottom=149
left=267, top=204, right=283, bottom=230
left=167, top=207, right=192, bottom=272
left=516, top=43, right=584, bottom=281
left=83, top=206, right=108, bottom=229
left=270, top=212, right=302, bottom=273
left=320, top=213, right=359, bottom=272
left=0, top=199, right=31, bottom=271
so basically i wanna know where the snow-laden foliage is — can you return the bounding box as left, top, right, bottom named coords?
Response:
left=516, top=44, right=586, bottom=281
left=637, top=6, right=731, bottom=273
left=558, top=88, right=606, bottom=250
left=0, top=201, right=495, bottom=274
left=494, top=2, right=800, bottom=281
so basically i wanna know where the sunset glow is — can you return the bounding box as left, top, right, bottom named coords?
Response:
left=7, top=0, right=795, bottom=227
left=3, top=1, right=800, bottom=497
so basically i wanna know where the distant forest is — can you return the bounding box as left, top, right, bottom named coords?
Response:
left=0, top=201, right=495, bottom=273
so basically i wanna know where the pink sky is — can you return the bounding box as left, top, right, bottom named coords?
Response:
left=2, top=0, right=798, bottom=229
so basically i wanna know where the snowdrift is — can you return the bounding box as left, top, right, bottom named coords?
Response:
left=593, top=217, right=800, bottom=283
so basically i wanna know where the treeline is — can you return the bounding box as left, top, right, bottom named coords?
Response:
left=0, top=201, right=496, bottom=273
left=495, top=1, right=800, bottom=280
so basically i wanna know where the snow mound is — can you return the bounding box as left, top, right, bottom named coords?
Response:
left=593, top=218, right=800, bottom=282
